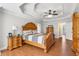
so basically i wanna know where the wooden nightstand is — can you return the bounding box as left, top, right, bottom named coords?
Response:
left=8, top=35, right=22, bottom=50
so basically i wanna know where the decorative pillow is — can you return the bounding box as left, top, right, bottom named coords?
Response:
left=32, top=30, right=37, bottom=34
left=23, top=30, right=32, bottom=35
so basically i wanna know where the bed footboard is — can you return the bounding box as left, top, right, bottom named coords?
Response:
left=44, top=32, right=55, bottom=52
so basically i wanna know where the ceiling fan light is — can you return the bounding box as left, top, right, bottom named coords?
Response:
left=47, top=15, right=53, bottom=17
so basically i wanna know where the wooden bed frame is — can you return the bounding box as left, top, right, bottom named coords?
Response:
left=22, top=22, right=55, bottom=52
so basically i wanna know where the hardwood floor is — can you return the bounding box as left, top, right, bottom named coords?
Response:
left=2, top=39, right=75, bottom=56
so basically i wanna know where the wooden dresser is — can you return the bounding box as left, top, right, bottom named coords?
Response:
left=8, top=35, right=22, bottom=50
left=72, top=12, right=79, bottom=55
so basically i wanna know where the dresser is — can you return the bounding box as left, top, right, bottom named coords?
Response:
left=72, top=12, right=79, bottom=55
left=8, top=35, right=22, bottom=50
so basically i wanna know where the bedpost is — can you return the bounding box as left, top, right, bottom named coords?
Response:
left=44, top=49, right=47, bottom=53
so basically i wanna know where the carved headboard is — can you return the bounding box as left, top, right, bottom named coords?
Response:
left=22, top=22, right=37, bottom=31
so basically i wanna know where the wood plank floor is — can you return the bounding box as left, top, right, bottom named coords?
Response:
left=2, top=39, right=75, bottom=56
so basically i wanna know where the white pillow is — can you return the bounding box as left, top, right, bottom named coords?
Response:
left=23, top=30, right=32, bottom=35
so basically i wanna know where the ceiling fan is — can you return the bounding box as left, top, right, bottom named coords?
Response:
left=43, top=9, right=59, bottom=18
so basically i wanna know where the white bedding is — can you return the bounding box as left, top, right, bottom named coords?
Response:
left=23, top=34, right=44, bottom=44
left=28, top=35, right=33, bottom=41
left=37, top=35, right=44, bottom=44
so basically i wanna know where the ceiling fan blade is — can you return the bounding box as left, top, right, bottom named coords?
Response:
left=52, top=13, right=58, bottom=15
left=44, top=12, right=49, bottom=14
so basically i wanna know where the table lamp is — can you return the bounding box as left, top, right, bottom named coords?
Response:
left=12, top=25, right=17, bottom=36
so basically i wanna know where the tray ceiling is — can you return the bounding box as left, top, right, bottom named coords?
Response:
left=0, top=3, right=78, bottom=20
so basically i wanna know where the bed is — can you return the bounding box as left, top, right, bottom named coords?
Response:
left=22, top=22, right=55, bottom=52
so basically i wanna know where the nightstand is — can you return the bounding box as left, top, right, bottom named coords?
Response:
left=8, top=35, right=22, bottom=50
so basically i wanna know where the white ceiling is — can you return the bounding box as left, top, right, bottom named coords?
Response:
left=0, top=3, right=78, bottom=20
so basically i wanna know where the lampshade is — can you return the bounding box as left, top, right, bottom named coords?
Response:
left=12, top=25, right=17, bottom=31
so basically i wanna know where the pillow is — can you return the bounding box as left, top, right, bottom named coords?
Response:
left=23, top=30, right=32, bottom=35
left=32, top=30, right=37, bottom=34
